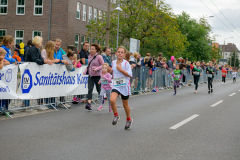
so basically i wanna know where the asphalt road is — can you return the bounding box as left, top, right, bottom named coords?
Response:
left=1, top=80, right=240, bottom=160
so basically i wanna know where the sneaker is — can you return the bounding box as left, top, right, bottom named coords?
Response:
left=97, top=106, right=103, bottom=111
left=173, top=93, right=177, bottom=96
left=211, top=89, right=213, bottom=93
left=112, top=116, right=120, bottom=125
left=194, top=90, right=197, bottom=94
left=72, top=97, right=78, bottom=104
left=109, top=106, right=112, bottom=112
left=208, top=90, right=210, bottom=94
left=76, top=97, right=82, bottom=103
left=125, top=119, right=133, bottom=130
left=85, top=103, right=92, bottom=110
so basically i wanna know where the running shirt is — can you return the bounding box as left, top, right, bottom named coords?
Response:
left=173, top=69, right=182, bottom=80
left=206, top=66, right=215, bottom=78
left=192, top=66, right=202, bottom=76
left=112, top=59, right=132, bottom=96
left=232, top=72, right=237, bottom=78
left=222, top=69, right=227, bottom=77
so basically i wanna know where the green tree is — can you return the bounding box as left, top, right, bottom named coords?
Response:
left=86, top=0, right=187, bottom=58
left=176, top=12, right=212, bottom=61
left=228, top=50, right=239, bottom=68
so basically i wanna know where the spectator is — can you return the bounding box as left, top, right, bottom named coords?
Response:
left=24, top=40, right=32, bottom=61
left=1, top=35, right=17, bottom=65
left=141, top=53, right=150, bottom=66
left=156, top=54, right=163, bottom=68
left=0, top=47, right=10, bottom=69
left=79, top=41, right=90, bottom=65
left=83, top=43, right=104, bottom=110
left=102, top=47, right=112, bottom=67
left=25, top=36, right=52, bottom=110
left=62, top=50, right=81, bottom=71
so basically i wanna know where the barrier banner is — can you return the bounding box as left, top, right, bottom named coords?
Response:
left=0, top=64, right=18, bottom=99
left=17, top=63, right=96, bottom=99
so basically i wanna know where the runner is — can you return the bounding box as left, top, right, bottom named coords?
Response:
left=172, top=64, right=183, bottom=95
left=206, top=61, right=215, bottom=94
left=97, top=63, right=112, bottom=112
left=222, top=67, right=227, bottom=84
left=232, top=68, right=237, bottom=83
left=109, top=46, right=133, bottom=130
left=192, top=61, right=202, bottom=94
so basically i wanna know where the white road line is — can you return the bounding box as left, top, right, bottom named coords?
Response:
left=211, top=100, right=223, bottom=107
left=238, top=90, right=240, bottom=92
left=169, top=114, right=199, bottom=130
left=229, top=93, right=236, bottom=96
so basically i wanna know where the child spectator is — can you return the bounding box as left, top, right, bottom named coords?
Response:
left=97, top=63, right=112, bottom=112
left=72, top=54, right=82, bottom=104
left=62, top=50, right=80, bottom=71
left=0, top=47, right=10, bottom=69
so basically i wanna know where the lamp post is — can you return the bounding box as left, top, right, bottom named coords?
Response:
left=116, top=6, right=122, bottom=49
left=223, top=36, right=234, bottom=65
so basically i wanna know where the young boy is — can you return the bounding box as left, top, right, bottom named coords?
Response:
left=232, top=69, right=237, bottom=83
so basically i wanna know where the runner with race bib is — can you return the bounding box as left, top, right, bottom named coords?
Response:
left=172, top=64, right=183, bottom=96
left=206, top=61, right=215, bottom=94
left=109, top=46, right=133, bottom=130
left=222, top=66, right=227, bottom=84
left=192, top=62, right=203, bottom=94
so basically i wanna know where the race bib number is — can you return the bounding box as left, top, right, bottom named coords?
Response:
left=195, top=72, right=199, bottom=75
left=223, top=73, right=226, bottom=75
left=175, top=75, right=180, bottom=79
left=208, top=74, right=212, bottom=78
left=101, top=78, right=108, bottom=84
left=113, top=77, right=126, bottom=87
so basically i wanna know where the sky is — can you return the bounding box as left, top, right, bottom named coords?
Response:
left=164, top=0, right=240, bottom=48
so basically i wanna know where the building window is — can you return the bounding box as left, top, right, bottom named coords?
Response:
left=0, top=0, right=7, bottom=15
left=34, top=0, right=43, bottom=15
left=16, top=0, right=25, bottom=15
left=32, top=31, right=42, bottom=39
left=15, top=30, right=24, bottom=44
left=94, top=8, right=97, bottom=21
left=87, top=36, right=91, bottom=44
left=225, top=53, right=227, bottom=56
left=81, top=35, right=85, bottom=49
left=83, top=4, right=86, bottom=21
left=88, top=6, right=92, bottom=22
left=99, top=10, right=102, bottom=20
left=103, top=11, right=106, bottom=19
left=77, top=2, right=81, bottom=19
left=0, top=29, right=6, bottom=36
left=75, top=34, right=79, bottom=50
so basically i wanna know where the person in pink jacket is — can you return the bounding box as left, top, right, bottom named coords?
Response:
left=97, top=63, right=112, bottom=112
left=83, top=43, right=104, bottom=110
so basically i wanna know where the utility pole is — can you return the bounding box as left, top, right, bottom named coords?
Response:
left=105, top=0, right=111, bottom=47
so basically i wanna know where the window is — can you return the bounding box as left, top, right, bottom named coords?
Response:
left=75, top=34, right=79, bottom=50
left=87, top=36, right=91, bottom=44
left=0, top=29, right=6, bottom=36
left=77, top=2, right=81, bottom=19
left=94, top=8, right=97, bottom=21
left=99, top=10, right=102, bottom=20
left=16, top=0, right=25, bottom=15
left=92, top=37, right=96, bottom=43
left=34, top=0, right=43, bottom=15
left=15, top=30, right=24, bottom=44
left=83, top=4, right=86, bottom=21
left=103, top=11, right=106, bottom=19
left=81, top=35, right=85, bottom=49
left=32, top=31, right=42, bottom=39
left=0, top=0, right=7, bottom=15
left=88, top=6, right=92, bottom=22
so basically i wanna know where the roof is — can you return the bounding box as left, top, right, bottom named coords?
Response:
left=219, top=44, right=240, bottom=53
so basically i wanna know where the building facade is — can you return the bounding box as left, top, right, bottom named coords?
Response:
left=219, top=43, right=240, bottom=65
left=0, top=0, right=116, bottom=51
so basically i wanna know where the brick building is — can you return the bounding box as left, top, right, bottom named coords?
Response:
left=0, top=0, right=116, bottom=51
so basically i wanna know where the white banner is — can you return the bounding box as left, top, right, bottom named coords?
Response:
left=17, top=63, right=96, bottom=99
left=0, top=64, right=18, bottom=99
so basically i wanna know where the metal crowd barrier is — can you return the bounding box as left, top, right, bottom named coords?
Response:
left=1, top=64, right=240, bottom=118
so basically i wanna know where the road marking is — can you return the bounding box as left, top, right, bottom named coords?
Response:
left=229, top=93, right=236, bottom=96
left=238, top=90, right=240, bottom=92
left=169, top=114, right=199, bottom=130
left=211, top=100, right=223, bottom=107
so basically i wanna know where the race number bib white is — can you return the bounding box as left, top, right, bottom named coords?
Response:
left=113, top=77, right=126, bottom=87
left=208, top=74, right=212, bottom=78
left=195, top=72, right=199, bottom=75
left=101, top=78, right=108, bottom=84
left=175, top=75, right=180, bottom=79
left=223, top=73, right=226, bottom=75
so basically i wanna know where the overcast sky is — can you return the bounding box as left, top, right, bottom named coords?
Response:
left=165, top=0, right=240, bottom=48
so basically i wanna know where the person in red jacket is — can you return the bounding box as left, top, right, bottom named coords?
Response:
left=222, top=67, right=227, bottom=84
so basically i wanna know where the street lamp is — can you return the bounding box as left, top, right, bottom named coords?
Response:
left=223, top=36, right=234, bottom=65
left=116, top=6, right=122, bottom=49
left=203, top=16, right=214, bottom=19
